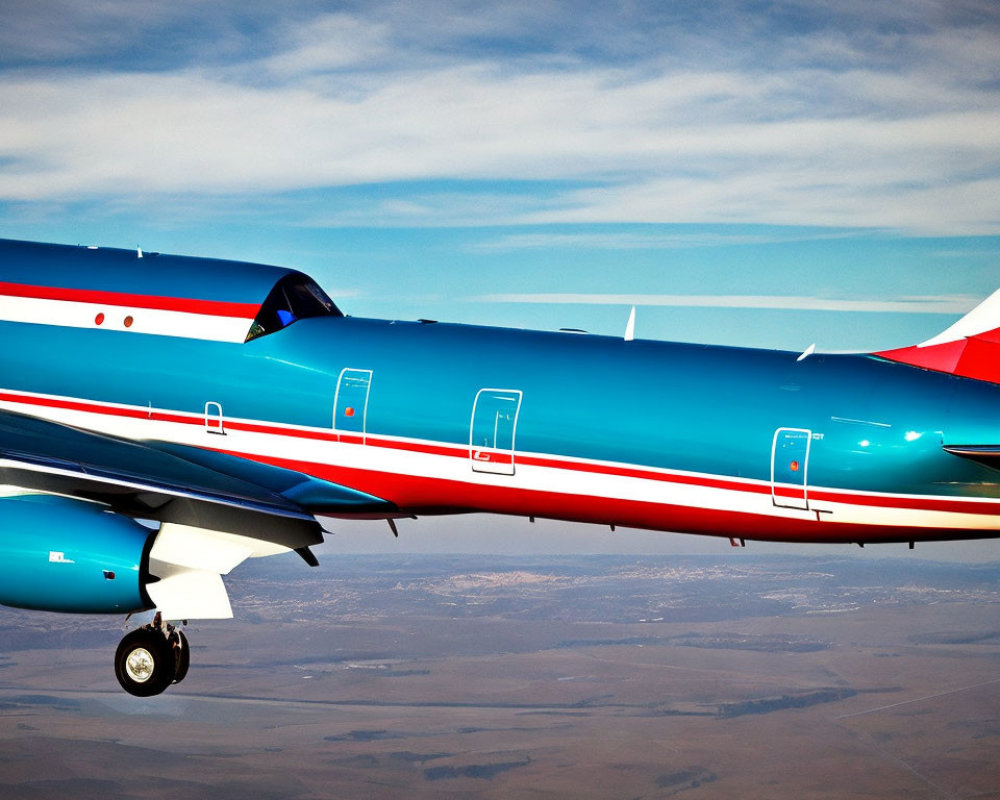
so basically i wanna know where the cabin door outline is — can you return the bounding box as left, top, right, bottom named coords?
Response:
left=333, top=368, right=373, bottom=442
left=470, top=388, right=523, bottom=475
left=204, top=401, right=225, bottom=435
left=771, top=427, right=811, bottom=510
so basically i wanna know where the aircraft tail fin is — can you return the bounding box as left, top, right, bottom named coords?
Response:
left=875, top=289, right=1000, bottom=384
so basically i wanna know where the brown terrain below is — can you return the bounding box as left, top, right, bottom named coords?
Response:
left=1, top=553, right=998, bottom=799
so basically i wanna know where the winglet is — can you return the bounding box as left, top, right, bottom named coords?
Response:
left=624, top=306, right=636, bottom=342
left=875, top=290, right=1000, bottom=383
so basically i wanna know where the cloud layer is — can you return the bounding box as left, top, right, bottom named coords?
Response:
left=0, top=1, right=998, bottom=232
left=473, top=293, right=980, bottom=314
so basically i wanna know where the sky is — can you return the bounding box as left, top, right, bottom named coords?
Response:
left=1, top=0, right=999, bottom=560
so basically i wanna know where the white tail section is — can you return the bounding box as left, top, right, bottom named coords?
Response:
left=876, top=289, right=1000, bottom=383
left=919, top=288, right=1000, bottom=347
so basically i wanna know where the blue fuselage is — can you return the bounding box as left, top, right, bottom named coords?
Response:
left=4, top=311, right=1000, bottom=543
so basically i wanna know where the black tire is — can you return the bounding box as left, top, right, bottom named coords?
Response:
left=114, top=628, right=176, bottom=697
left=171, top=629, right=190, bottom=684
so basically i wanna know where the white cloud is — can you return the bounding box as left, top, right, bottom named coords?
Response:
left=263, top=14, right=394, bottom=76
left=467, top=229, right=860, bottom=252
left=473, top=293, right=980, bottom=314
left=0, top=4, right=997, bottom=233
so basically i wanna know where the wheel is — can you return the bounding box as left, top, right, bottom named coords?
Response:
left=171, top=629, right=190, bottom=684
left=114, top=627, right=176, bottom=697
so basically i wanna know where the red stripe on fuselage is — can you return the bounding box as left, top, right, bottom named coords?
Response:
left=0, top=391, right=150, bottom=420
left=517, top=452, right=772, bottom=497
left=0, top=281, right=259, bottom=319
left=3, top=388, right=1000, bottom=522
left=237, top=452, right=1000, bottom=544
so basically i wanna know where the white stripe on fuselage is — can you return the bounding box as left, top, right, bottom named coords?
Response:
left=0, top=296, right=253, bottom=343
left=2, top=388, right=1000, bottom=533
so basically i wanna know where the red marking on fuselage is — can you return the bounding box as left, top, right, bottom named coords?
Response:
left=238, top=451, right=1000, bottom=544
left=3, top=388, right=1000, bottom=523
left=0, top=281, right=260, bottom=319
left=876, top=328, right=1000, bottom=385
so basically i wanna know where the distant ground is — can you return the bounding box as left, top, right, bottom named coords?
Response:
left=1, top=554, right=998, bottom=799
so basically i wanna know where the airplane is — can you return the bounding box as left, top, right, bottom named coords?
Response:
left=1, top=237, right=999, bottom=696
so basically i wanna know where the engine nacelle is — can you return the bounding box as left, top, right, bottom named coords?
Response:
left=0, top=494, right=154, bottom=613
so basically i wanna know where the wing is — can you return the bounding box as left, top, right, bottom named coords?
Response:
left=0, top=408, right=397, bottom=620
left=0, top=409, right=395, bottom=550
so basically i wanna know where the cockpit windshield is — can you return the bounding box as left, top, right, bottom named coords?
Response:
left=245, top=273, right=342, bottom=341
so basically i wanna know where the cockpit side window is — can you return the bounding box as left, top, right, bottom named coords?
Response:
left=246, top=273, right=342, bottom=341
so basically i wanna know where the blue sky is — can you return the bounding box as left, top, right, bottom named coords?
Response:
left=1, top=1, right=999, bottom=558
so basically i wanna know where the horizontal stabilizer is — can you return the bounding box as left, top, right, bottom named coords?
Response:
left=876, top=289, right=1000, bottom=384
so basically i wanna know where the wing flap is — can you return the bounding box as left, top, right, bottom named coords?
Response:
left=146, top=567, right=234, bottom=620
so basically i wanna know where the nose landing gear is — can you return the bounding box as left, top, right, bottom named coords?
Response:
left=114, top=613, right=188, bottom=697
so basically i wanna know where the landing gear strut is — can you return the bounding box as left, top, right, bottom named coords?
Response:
left=114, top=613, right=189, bottom=697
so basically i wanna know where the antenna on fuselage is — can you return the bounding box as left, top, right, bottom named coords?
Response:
left=137, top=246, right=143, bottom=259
left=624, top=306, right=636, bottom=342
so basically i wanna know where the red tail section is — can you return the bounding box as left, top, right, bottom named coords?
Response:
left=875, top=289, right=1000, bottom=384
